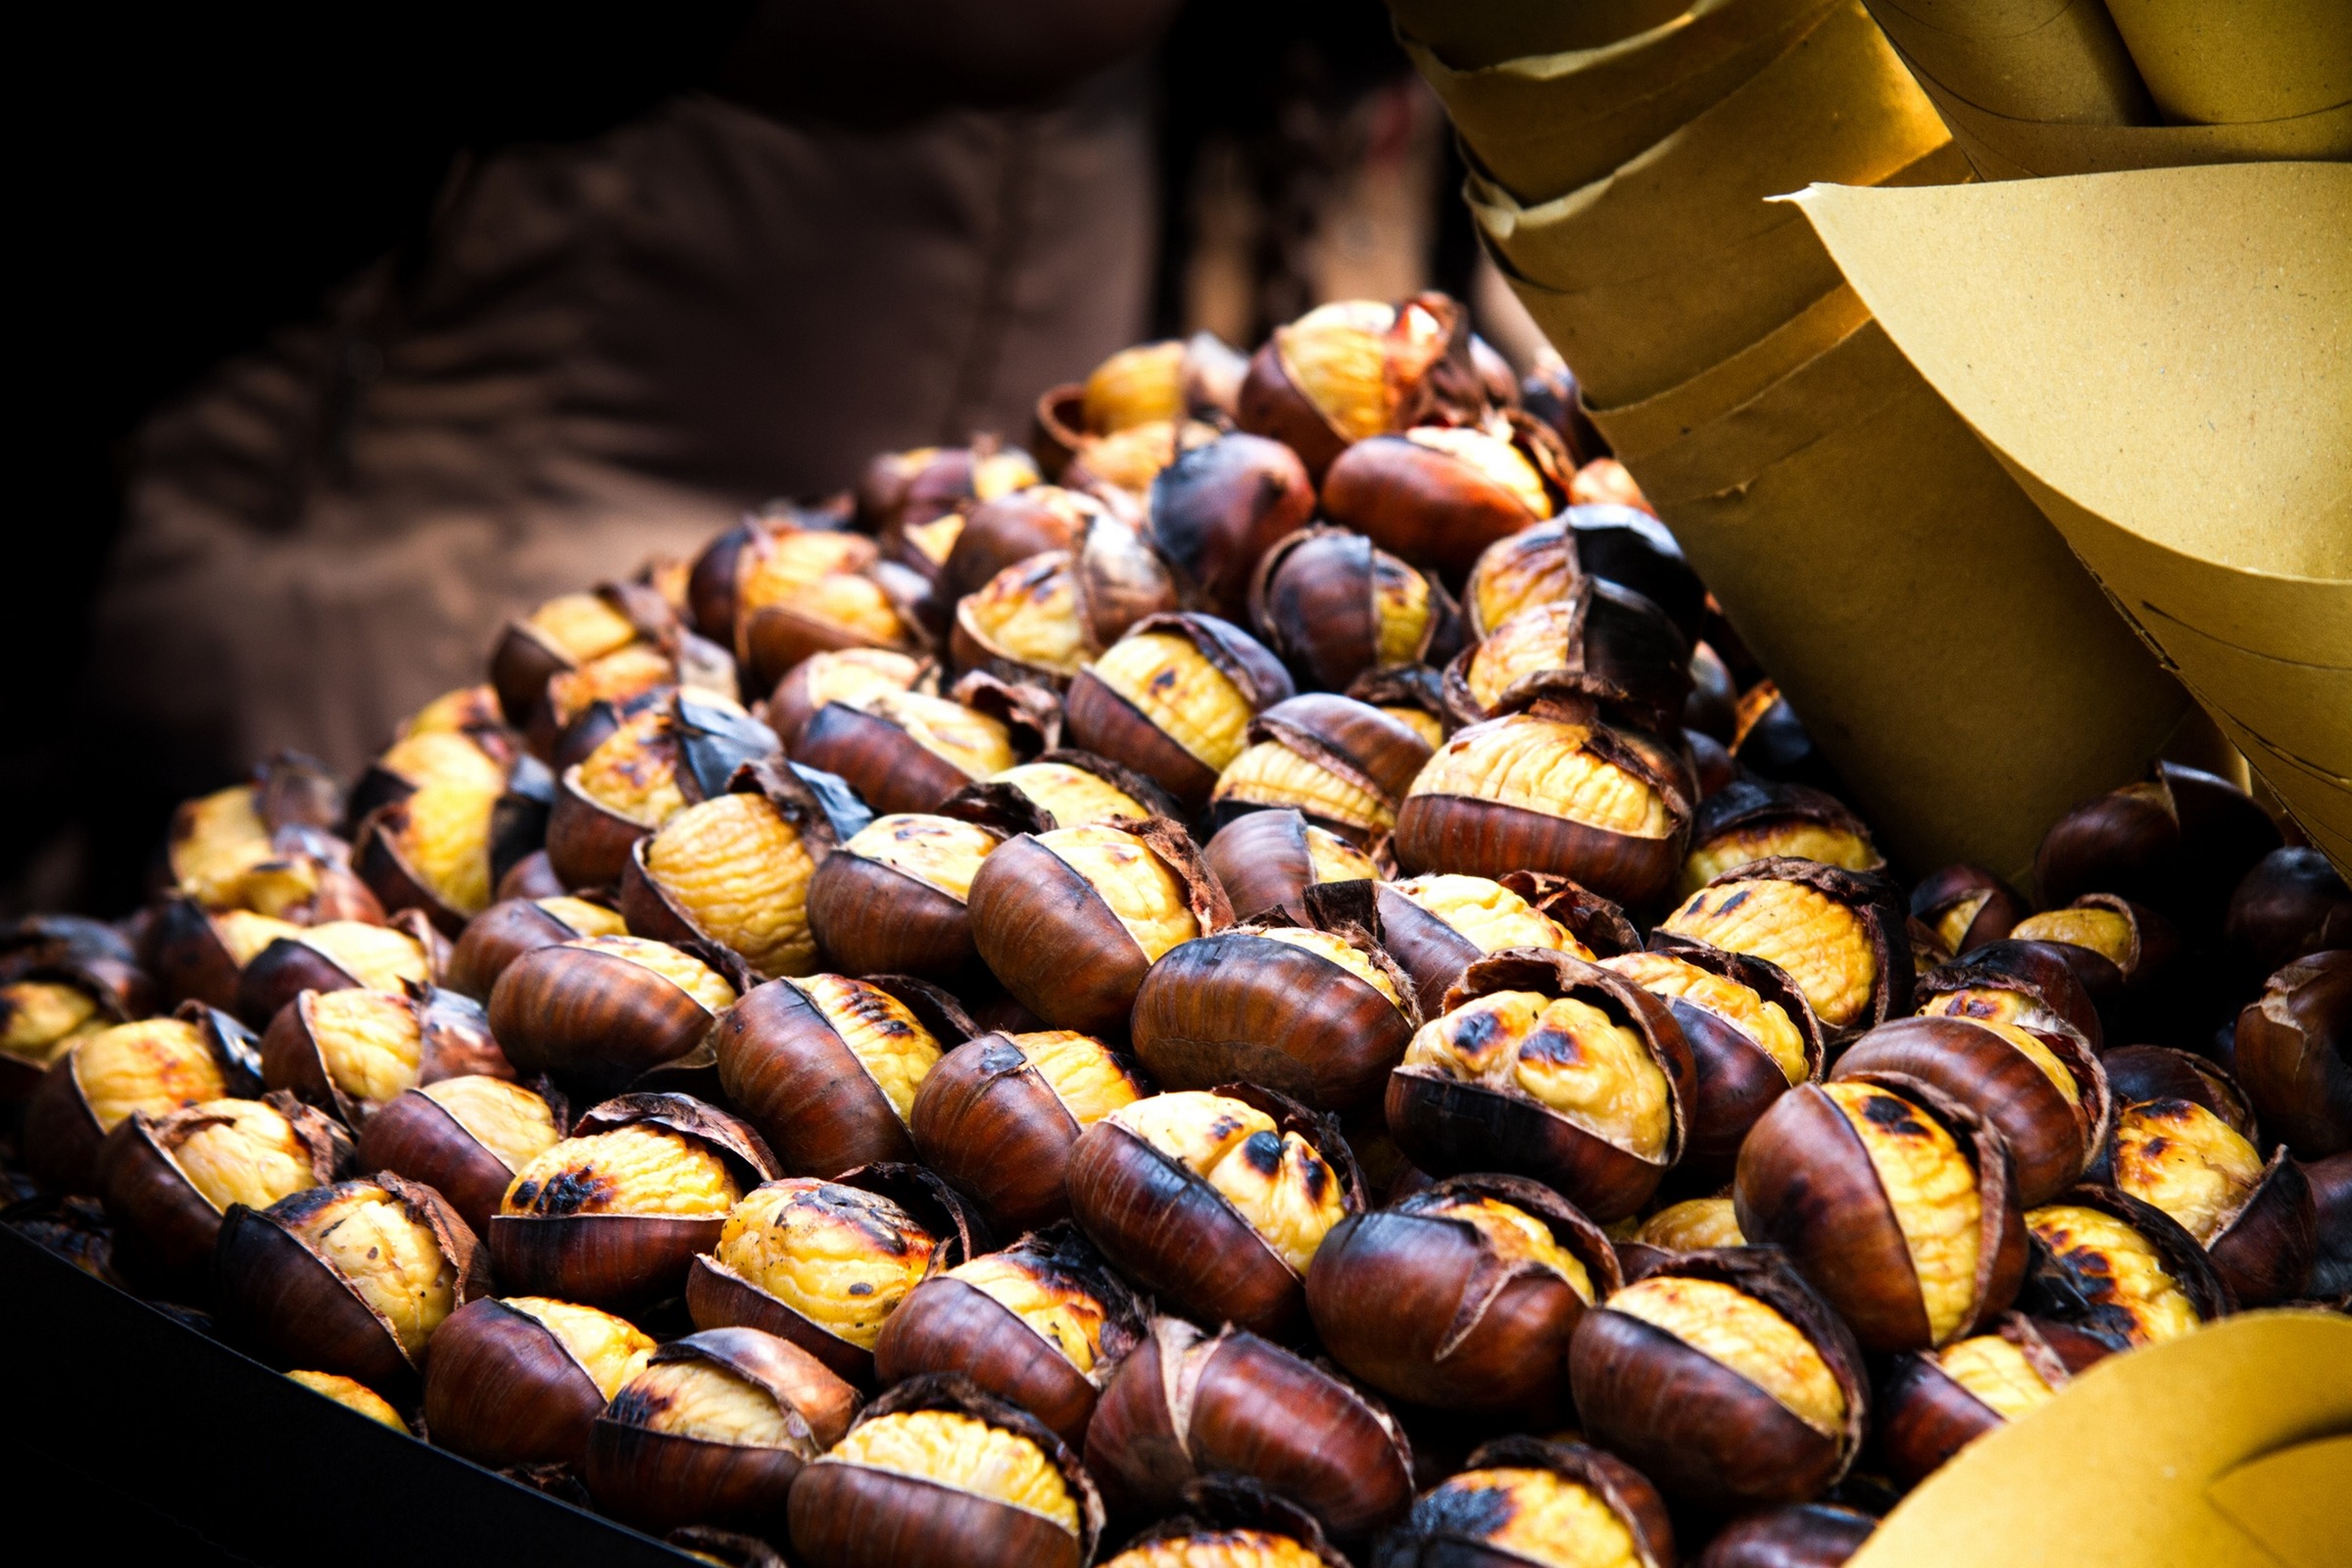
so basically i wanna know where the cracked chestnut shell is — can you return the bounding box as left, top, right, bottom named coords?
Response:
left=1371, top=874, right=1592, bottom=1019
left=355, top=1073, right=566, bottom=1234
left=1248, top=525, right=1446, bottom=694
left=443, top=892, right=626, bottom=1000
left=352, top=765, right=511, bottom=938
left=2035, top=761, right=2280, bottom=930
left=1323, top=425, right=1557, bottom=581
left=1463, top=503, right=1704, bottom=647
left=546, top=691, right=782, bottom=891
left=234, top=910, right=443, bottom=1031
left=2231, top=951, right=2352, bottom=1157
left=1201, top=809, right=1379, bottom=924
left=859, top=440, right=1040, bottom=551
left=165, top=753, right=349, bottom=911
left=1386, top=951, right=1693, bottom=1224
left=2105, top=1096, right=2316, bottom=1305
left=1735, top=1073, right=2028, bottom=1351
left=909, top=1029, right=1146, bottom=1231
left=942, top=484, right=1106, bottom=603
left=806, top=813, right=1003, bottom=980
left=489, top=583, right=671, bottom=730
left=1693, top=1504, right=1877, bottom=1568
left=1656, top=858, right=1911, bottom=1037
left=2100, top=1046, right=2256, bottom=1137
left=1568, top=1249, right=1868, bottom=1512
left=488, top=931, right=743, bottom=1094
left=1372, top=1435, right=1674, bottom=1568
left=1146, top=431, right=1317, bottom=618
left=791, top=683, right=1041, bottom=818
left=1237, top=294, right=1484, bottom=484
left=952, top=514, right=1180, bottom=688
left=1209, top=694, right=1435, bottom=850
left=2007, top=894, right=2183, bottom=1031
left=1305, top=1173, right=1619, bottom=1422
left=1678, top=778, right=1881, bottom=900
left=424, top=1295, right=658, bottom=1466
left=1086, top=1316, right=1414, bottom=1540
left=1878, top=1311, right=2113, bottom=1487
left=731, top=525, right=922, bottom=697
left=1063, top=613, right=1297, bottom=811
left=24, top=1004, right=262, bottom=1195
left=2018, top=1185, right=2232, bottom=1347
left=1910, top=865, right=2030, bottom=959
left=1443, top=582, right=1690, bottom=736
left=260, top=982, right=510, bottom=1126
left=1913, top=938, right=2105, bottom=1054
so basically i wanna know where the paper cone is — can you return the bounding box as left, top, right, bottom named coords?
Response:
left=1850, top=1311, right=2352, bottom=1568
left=1404, top=0, right=1842, bottom=203
left=1794, top=163, right=2352, bottom=868
left=1863, top=0, right=2156, bottom=124
left=1387, top=0, right=1691, bottom=72
left=2103, top=0, right=2352, bottom=125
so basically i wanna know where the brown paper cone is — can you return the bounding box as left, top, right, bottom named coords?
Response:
left=1387, top=0, right=1691, bottom=72
left=1861, top=0, right=2156, bottom=124
left=1795, top=164, right=2352, bottom=868
left=2103, top=0, right=2352, bottom=125
left=1850, top=1312, right=2352, bottom=1568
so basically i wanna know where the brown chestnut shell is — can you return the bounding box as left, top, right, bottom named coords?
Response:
left=1200, top=808, right=1358, bottom=924
left=1150, top=431, right=1318, bottom=617
left=906, top=1031, right=1144, bottom=1233
left=1619, top=940, right=1825, bottom=1186
left=2099, top=1045, right=2256, bottom=1138
left=1910, top=864, right=2030, bottom=958
left=260, top=982, right=511, bottom=1127
left=444, top=894, right=615, bottom=1001
left=1692, top=1503, right=1877, bottom=1568
left=24, top=1002, right=265, bottom=1196
left=1061, top=612, right=1296, bottom=811
left=806, top=819, right=1004, bottom=981
left=1914, top=938, right=2106, bottom=1054
left=1659, top=857, right=1913, bottom=1039
left=1876, top=1312, right=2110, bottom=1487
left=1375, top=1435, right=1674, bottom=1568
left=421, top=1296, right=619, bottom=1467
left=353, top=1076, right=568, bottom=1235
left=1246, top=524, right=1446, bottom=694
left=2231, top=950, right=2351, bottom=1158
left=486, top=934, right=744, bottom=1095
left=234, top=908, right=447, bottom=1030
left=2016, top=1183, right=2235, bottom=1346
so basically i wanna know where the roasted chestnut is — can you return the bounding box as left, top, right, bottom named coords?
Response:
left=488, top=933, right=741, bottom=1091
left=1910, top=865, right=2030, bottom=959
left=537, top=646, right=688, bottom=760
left=236, top=913, right=440, bottom=1029
left=1832, top=1015, right=2108, bottom=1208
left=941, top=485, right=1107, bottom=604
left=548, top=692, right=774, bottom=891
left=2230, top=950, right=2351, bottom=1157
left=1912, top=939, right=2105, bottom=1054
left=1066, top=1085, right=1362, bottom=1338
left=286, top=1369, right=409, bottom=1431
left=910, top=1030, right=1146, bottom=1230
left=585, top=1326, right=859, bottom=1534
left=2304, top=1152, right=2352, bottom=1300
left=1462, top=504, right=1703, bottom=646
left=1348, top=664, right=1450, bottom=750
left=353, top=767, right=509, bottom=936
left=213, top=1173, right=485, bottom=1392
left=24, top=1008, right=257, bottom=1194
left=805, top=814, right=1002, bottom=980
left=2226, top=848, right=2352, bottom=978
left=1656, top=858, right=1911, bottom=1035
left=860, top=441, right=1040, bottom=554
left=1568, top=1250, right=1867, bottom=1512
left=260, top=983, right=507, bottom=1125
left=1306, top=1173, right=1618, bottom=1422
left=1568, top=459, right=1648, bottom=513
left=491, top=1093, right=779, bottom=1309
left=1877, top=1312, right=2112, bottom=1487
left=1372, top=874, right=1588, bottom=1018
left=1248, top=526, right=1446, bottom=694
left=1693, top=1504, right=1876, bottom=1568
left=942, top=748, right=1179, bottom=835
left=355, top=1073, right=565, bottom=1233
left=793, top=687, right=1033, bottom=817
left=164, top=754, right=349, bottom=910
left=2007, top=894, right=2181, bottom=1020
left=1064, top=613, right=1297, bottom=811
left=0, top=973, right=121, bottom=1101
left=423, top=1294, right=657, bottom=1466
left=1324, top=425, right=1557, bottom=581
left=2018, top=1187, right=2232, bottom=1347
left=1066, top=337, right=1238, bottom=439
left=2107, top=1098, right=2316, bottom=1305
left=490, top=584, right=668, bottom=729
left=966, top=817, right=1230, bottom=1034
left=1087, top=1316, right=1413, bottom=1539
left=766, top=648, right=928, bottom=750
left=444, top=893, right=626, bottom=1000
left=96, top=1091, right=348, bottom=1291
left=1735, top=1074, right=2027, bottom=1351
left=732, top=525, right=920, bottom=696
left=789, top=1374, right=1104, bottom=1568
left=1445, top=585, right=1690, bottom=736
left=1373, top=1436, right=1674, bottom=1568
left=1209, top=695, right=1433, bottom=850
left=1677, top=778, right=1881, bottom=900
left=1623, top=1196, right=1747, bottom=1277
left=1237, top=295, right=1482, bottom=483
left=1386, top=952, right=1692, bottom=1224
left=2034, top=761, right=2280, bottom=928
left=1065, top=418, right=1222, bottom=500
left=874, top=1225, right=1147, bottom=1446
left=2099, top=1045, right=2256, bottom=1137
left=1201, top=809, right=1378, bottom=923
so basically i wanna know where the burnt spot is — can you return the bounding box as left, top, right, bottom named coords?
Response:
left=1207, top=1114, right=1246, bottom=1143
left=1859, top=1092, right=1930, bottom=1139
left=2140, top=1136, right=2172, bottom=1160
left=1413, top=1477, right=1520, bottom=1543
left=607, top=1386, right=672, bottom=1428
left=978, top=1041, right=1029, bottom=1075
left=848, top=1282, right=874, bottom=1297
left=1239, top=1130, right=1285, bottom=1177
left=1517, top=1025, right=1588, bottom=1068
left=1150, top=667, right=1180, bottom=693
left=807, top=1188, right=922, bottom=1255
left=528, top=1166, right=618, bottom=1216
left=1450, top=1008, right=1503, bottom=1053
left=1713, top=889, right=1752, bottom=917
left=1297, top=1152, right=1330, bottom=1201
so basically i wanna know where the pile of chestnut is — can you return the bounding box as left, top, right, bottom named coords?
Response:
left=5, top=290, right=2346, bottom=1568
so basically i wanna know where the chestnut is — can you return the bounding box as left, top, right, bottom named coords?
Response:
left=1348, top=664, right=1451, bottom=751
left=1877, top=1312, right=2113, bottom=1487
left=732, top=525, right=921, bottom=696
left=1736, top=1073, right=2027, bottom=1351
left=548, top=691, right=773, bottom=891
left=0, top=970, right=127, bottom=1102
left=688, top=1163, right=983, bottom=1384
left=1064, top=613, right=1297, bottom=811
left=535, top=645, right=688, bottom=760
left=235, top=911, right=442, bottom=1029
left=942, top=748, right=1181, bottom=837
left=1065, top=418, right=1222, bottom=500
left=1238, top=294, right=1483, bottom=481
left=1324, top=424, right=1557, bottom=580
left=2304, top=1152, right=2352, bottom=1300
left=1372, top=1436, right=1674, bottom=1568
left=1201, top=808, right=1378, bottom=923
left=444, top=893, right=626, bottom=1000
left=1141, top=432, right=1318, bottom=620
left=874, top=1224, right=1148, bottom=1446
left=1372, top=873, right=1590, bottom=1018
left=1678, top=777, right=1882, bottom=900
left=2034, top=761, right=2280, bottom=929
left=352, top=767, right=509, bottom=936
left=806, top=813, right=1003, bottom=979
left=1685, top=641, right=1738, bottom=744
left=1625, top=1196, right=1748, bottom=1277
left=2226, top=848, right=2352, bottom=977
left=2018, top=1187, right=2232, bottom=1346
left=2230, top=950, right=2351, bottom=1157
left=2100, top=1045, right=2256, bottom=1137
left=789, top=1374, right=1104, bottom=1568
left=355, top=1073, right=566, bottom=1234
left=491, top=1092, right=779, bottom=1309
left=2009, top=892, right=2185, bottom=1012
left=910, top=1030, right=1146, bottom=1230
left=966, top=816, right=1231, bottom=1033
left=766, top=648, right=928, bottom=750
left=1209, top=694, right=1434, bottom=849
left=1445, top=584, right=1691, bottom=735
left=1087, top=1316, right=1414, bottom=1539
left=24, top=1006, right=259, bottom=1194
left=793, top=687, right=1035, bottom=817
left=213, top=1172, right=486, bottom=1393
left=1066, top=339, right=1210, bottom=438
left=490, top=584, right=668, bottom=728
left=585, top=1326, right=859, bottom=1534
left=286, top=1369, right=409, bottom=1431
left=1386, top=951, right=1693, bottom=1224
left=941, top=484, right=1107, bottom=604
left=2107, top=1097, right=2316, bottom=1305
left=1392, top=693, right=1693, bottom=911
left=1832, top=1015, right=2109, bottom=1208
left=1066, top=1084, right=1363, bottom=1338
left=1132, top=907, right=1419, bottom=1112
left=423, top=1295, right=657, bottom=1466
left=1248, top=525, right=1446, bottom=694
left=1568, top=459, right=1648, bottom=513
left=1910, top=865, right=2030, bottom=959
left=260, top=982, right=508, bottom=1125
left=165, top=754, right=349, bottom=910
left=96, top=1091, right=348, bottom=1291
left=1655, top=858, right=1912, bottom=1035
left=488, top=932, right=742, bottom=1092
left=860, top=441, right=1040, bottom=551
left=139, top=901, right=313, bottom=1015
left=1306, top=1173, right=1619, bottom=1422
left=1567, top=1249, right=1868, bottom=1512
left=953, top=513, right=1181, bottom=686
left=1693, top=1504, right=1877, bottom=1568
left=1912, top=938, right=2106, bottom=1054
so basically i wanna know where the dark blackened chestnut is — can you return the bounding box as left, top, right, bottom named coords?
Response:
left=144, top=898, right=300, bottom=1014
left=1087, top=1316, right=1414, bottom=1539
left=1210, top=694, right=1434, bottom=849
left=909, top=1030, right=1146, bottom=1230
left=1305, top=1173, right=1619, bottom=1422
left=789, top=1374, right=1104, bottom=1568
left=1832, top=1016, right=2109, bottom=1207
left=261, top=982, right=509, bottom=1126
left=1237, top=295, right=1483, bottom=484
left=423, top=1295, right=658, bottom=1466
left=1913, top=938, right=2106, bottom=1054
left=1686, top=641, right=1738, bottom=744
left=585, top=1326, right=859, bottom=1534
left=2100, top=1045, right=2256, bottom=1137
left=1878, top=1313, right=2113, bottom=1487
left=1372, top=873, right=1589, bottom=1018
left=1446, top=583, right=1691, bottom=736
left=1734, top=1073, right=2027, bottom=1351
left=2231, top=950, right=2352, bottom=1157
left=1064, top=613, right=1296, bottom=811
left=1568, top=1249, right=1867, bottom=1512
left=1911, top=865, right=2030, bottom=960
left=490, top=584, right=669, bottom=729
left=355, top=1073, right=565, bottom=1233
left=2226, top=848, right=2352, bottom=978
left=2019, top=1186, right=2232, bottom=1347
left=1248, top=525, right=1446, bottom=694
left=2007, top=895, right=2182, bottom=1022
left=1324, top=425, right=1556, bottom=581
left=1387, top=951, right=1692, bottom=1224
left=1694, top=1503, right=1877, bottom=1568
left=732, top=526, right=922, bottom=696
left=966, top=816, right=1231, bottom=1033
left=1148, top=432, right=1318, bottom=618
left=1201, top=809, right=1378, bottom=923
left=235, top=912, right=441, bottom=1029
left=491, top=1093, right=779, bottom=1309
left=1679, top=777, right=1882, bottom=900
left=444, top=893, right=626, bottom=1000
left=1656, top=858, right=1912, bottom=1036
left=807, top=814, right=1002, bottom=980
left=1373, top=1436, right=1674, bottom=1568
left=874, top=1225, right=1148, bottom=1446
left=24, top=1006, right=260, bottom=1194
left=2034, top=761, right=2280, bottom=929
left=1066, top=1085, right=1363, bottom=1339
left=213, top=1172, right=486, bottom=1393
left=2108, top=1098, right=2316, bottom=1304
left=487, top=932, right=741, bottom=1092
left=96, top=1091, right=347, bottom=1291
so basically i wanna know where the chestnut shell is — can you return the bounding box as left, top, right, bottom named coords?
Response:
left=421, top=1296, right=615, bottom=1466
left=906, top=1031, right=1135, bottom=1232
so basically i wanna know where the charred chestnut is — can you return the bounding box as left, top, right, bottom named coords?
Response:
left=24, top=1009, right=256, bottom=1194
left=97, top=1091, right=347, bottom=1290
left=2100, top=1046, right=2256, bottom=1137
left=356, top=1073, right=565, bottom=1233
left=1248, top=526, right=1445, bottom=694
left=1446, top=585, right=1690, bottom=736
left=1237, top=295, right=1483, bottom=483
left=1064, top=613, right=1296, bottom=811
left=424, top=1295, right=657, bottom=1466
left=2019, top=1187, right=2232, bottom=1347
left=806, top=814, right=1002, bottom=980
left=1656, top=858, right=1911, bottom=1035
left=444, top=893, right=626, bottom=1000
left=1373, top=1436, right=1674, bottom=1568
left=1202, top=809, right=1378, bottom=923
left=2108, top=1098, right=2316, bottom=1304
left=1878, top=1313, right=2112, bottom=1487
left=1210, top=695, right=1433, bottom=849
left=1910, top=865, right=2030, bottom=959
left=488, top=933, right=740, bottom=1091
left=2034, top=761, right=2280, bottom=928
left=1324, top=425, right=1556, bottom=581
left=2226, top=848, right=2352, bottom=977
left=909, top=1030, right=1146, bottom=1230
left=2230, top=951, right=2352, bottom=1157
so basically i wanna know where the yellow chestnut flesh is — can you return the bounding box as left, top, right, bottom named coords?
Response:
left=172, top=784, right=272, bottom=906
left=563, top=935, right=739, bottom=1012
left=548, top=645, right=676, bottom=730
left=1213, top=744, right=1391, bottom=835
left=1304, top=826, right=1379, bottom=885
left=1372, top=552, right=1433, bottom=668
left=795, top=649, right=924, bottom=714
left=645, top=793, right=818, bottom=979
left=1084, top=340, right=1186, bottom=433
left=715, top=1180, right=935, bottom=1348
left=2009, top=907, right=2133, bottom=967
left=301, top=921, right=432, bottom=994
left=1254, top=927, right=1402, bottom=1006
left=528, top=592, right=640, bottom=663
left=1974, top=1021, right=2081, bottom=1105
left=965, top=556, right=1087, bottom=674
left=1932, top=1334, right=2055, bottom=1420
left=213, top=910, right=304, bottom=968
left=902, top=513, right=965, bottom=567
left=376, top=728, right=509, bottom=795
left=1659, top=879, right=1877, bottom=1028
left=75, top=1019, right=226, bottom=1133
left=1017, top=1031, right=1145, bottom=1126
left=1, top=981, right=101, bottom=1062
left=2024, top=1205, right=2201, bottom=1345
left=855, top=690, right=1018, bottom=780
left=1471, top=530, right=1572, bottom=637
left=822, top=1409, right=1079, bottom=1533
left=1822, top=1082, right=1981, bottom=1345
left=1392, top=874, right=1585, bottom=957
left=1383, top=707, right=1446, bottom=750
left=1409, top=716, right=1671, bottom=837
left=1932, top=895, right=1994, bottom=958
left=1682, top=822, right=1880, bottom=895
left=1037, top=825, right=1200, bottom=961
left=1608, top=1275, right=1846, bottom=1436
left=975, top=450, right=1042, bottom=501
left=1406, top=426, right=1552, bottom=519
left=1423, top=1195, right=1592, bottom=1300
left=1083, top=420, right=1213, bottom=493
left=307, top=988, right=422, bottom=1104
left=402, top=684, right=504, bottom=736
left=741, top=532, right=904, bottom=644
left=537, top=896, right=629, bottom=938
left=1422, top=1467, right=1640, bottom=1568
left=1404, top=992, right=1670, bottom=1160
left=985, top=761, right=1149, bottom=830
left=1466, top=603, right=1582, bottom=711
left=1089, top=633, right=1254, bottom=771
left=611, top=1359, right=801, bottom=1446
left=840, top=814, right=1000, bottom=902
left=950, top=1252, right=1110, bottom=1374
left=503, top=1125, right=741, bottom=1218
left=172, top=1099, right=320, bottom=1212
left=287, top=1369, right=407, bottom=1430
left=1104, top=1531, right=1329, bottom=1568
left=792, top=974, right=942, bottom=1121
left=1604, top=952, right=1806, bottom=1086
left=393, top=779, right=501, bottom=915
left=1280, top=301, right=1399, bottom=442
left=1638, top=1197, right=1745, bottom=1252
left=419, top=1075, right=562, bottom=1171
left=576, top=710, right=689, bottom=827
left=1921, top=987, right=2042, bottom=1032
left=1109, top=1092, right=1345, bottom=1274
left=505, top=1296, right=658, bottom=1397
left=2111, top=1099, right=2264, bottom=1245
left=289, top=1184, right=457, bottom=1355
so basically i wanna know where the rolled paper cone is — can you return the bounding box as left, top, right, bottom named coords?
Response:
left=1404, top=0, right=1843, bottom=203
left=1795, top=164, right=2352, bottom=869
left=1844, top=1314, right=2352, bottom=1568
left=1388, top=0, right=1692, bottom=73
left=2102, top=0, right=2352, bottom=125
left=1615, top=312, right=2191, bottom=879
left=1860, top=0, right=2157, bottom=125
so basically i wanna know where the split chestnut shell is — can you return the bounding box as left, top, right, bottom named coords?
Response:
left=2230, top=950, right=2351, bottom=1158
left=1148, top=430, right=1317, bottom=617
left=1877, top=1312, right=2112, bottom=1486
left=1373, top=1436, right=1674, bottom=1568
left=1062, top=613, right=1297, bottom=812
left=908, top=1029, right=1148, bottom=1231
left=487, top=932, right=745, bottom=1094
left=354, top=1073, right=567, bottom=1234
left=260, top=982, right=510, bottom=1127
left=423, top=1295, right=658, bottom=1466
left=1200, top=808, right=1378, bottom=925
